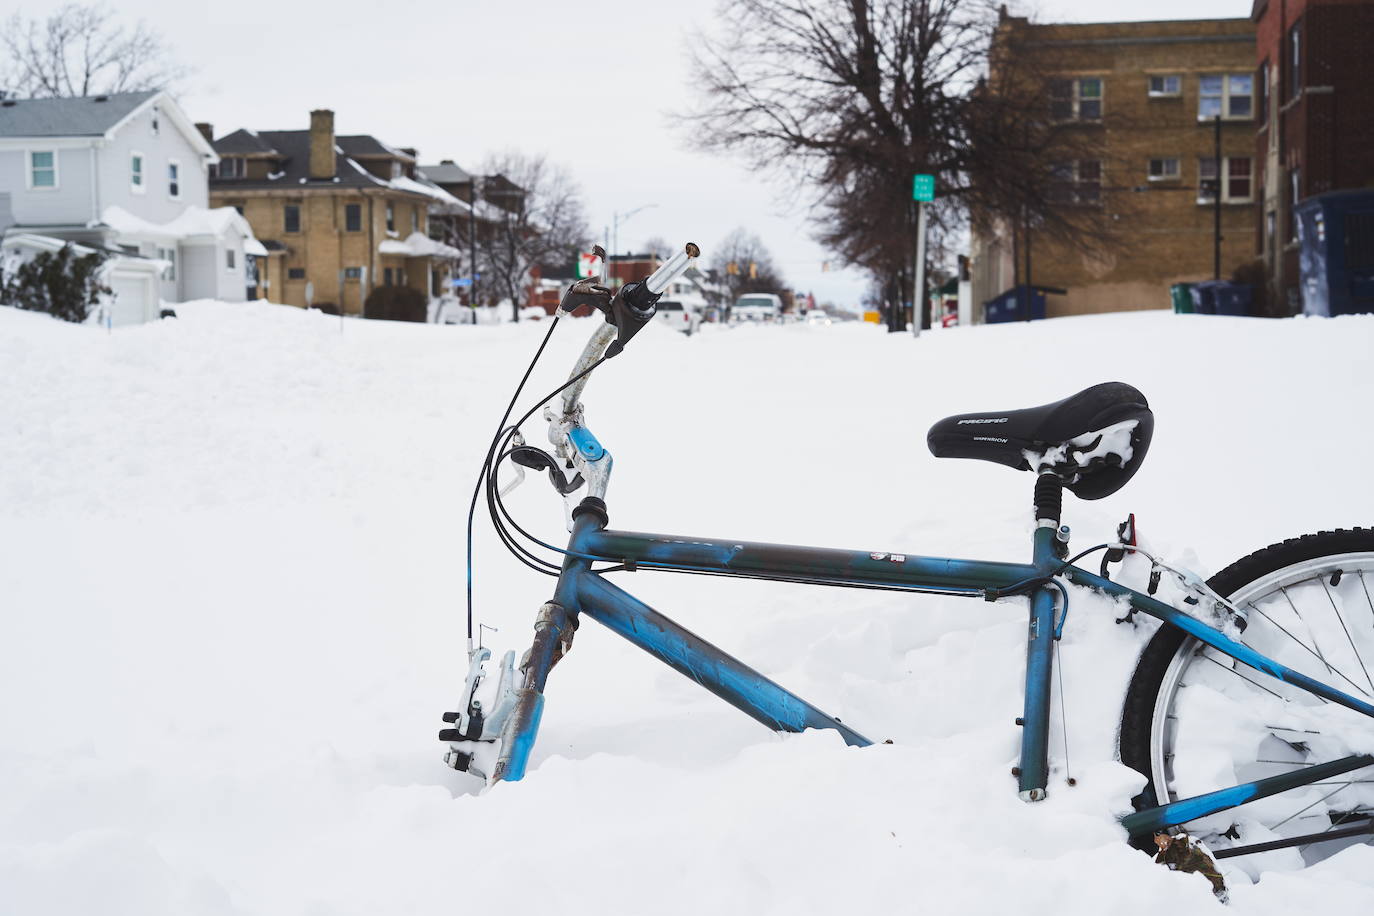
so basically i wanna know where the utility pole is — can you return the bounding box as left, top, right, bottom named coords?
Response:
left=468, top=176, right=480, bottom=308
left=1213, top=114, right=1222, bottom=281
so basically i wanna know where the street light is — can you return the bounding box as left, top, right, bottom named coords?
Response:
left=605, top=203, right=658, bottom=288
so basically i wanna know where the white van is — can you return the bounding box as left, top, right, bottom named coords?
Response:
left=732, top=293, right=782, bottom=323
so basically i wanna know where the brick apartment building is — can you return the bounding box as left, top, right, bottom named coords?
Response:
left=1253, top=0, right=1374, bottom=313
left=970, top=14, right=1258, bottom=318
left=205, top=110, right=459, bottom=314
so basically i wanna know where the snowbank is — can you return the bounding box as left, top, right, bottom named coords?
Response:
left=1, top=302, right=1372, bottom=914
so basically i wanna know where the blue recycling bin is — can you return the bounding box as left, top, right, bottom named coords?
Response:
left=1296, top=190, right=1374, bottom=317
left=1212, top=283, right=1253, bottom=316
left=1189, top=281, right=1218, bottom=314
left=984, top=285, right=1046, bottom=324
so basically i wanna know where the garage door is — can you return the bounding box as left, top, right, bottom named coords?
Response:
left=107, top=270, right=155, bottom=326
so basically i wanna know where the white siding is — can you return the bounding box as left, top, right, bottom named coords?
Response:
left=0, top=144, right=98, bottom=226
left=99, top=103, right=209, bottom=220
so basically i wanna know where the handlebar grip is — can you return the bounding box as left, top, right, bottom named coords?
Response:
left=644, top=242, right=700, bottom=294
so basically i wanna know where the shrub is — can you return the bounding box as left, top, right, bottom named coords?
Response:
left=363, top=285, right=427, bottom=322
left=0, top=244, right=109, bottom=323
left=310, top=301, right=341, bottom=316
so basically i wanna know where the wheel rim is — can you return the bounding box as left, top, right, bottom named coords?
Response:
left=1149, top=551, right=1374, bottom=870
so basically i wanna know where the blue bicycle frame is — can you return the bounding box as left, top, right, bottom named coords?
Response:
left=491, top=494, right=1374, bottom=842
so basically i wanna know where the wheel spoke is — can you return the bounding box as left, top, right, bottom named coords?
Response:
left=1271, top=782, right=1353, bottom=831
left=1250, top=599, right=1368, bottom=700
left=1321, top=577, right=1374, bottom=695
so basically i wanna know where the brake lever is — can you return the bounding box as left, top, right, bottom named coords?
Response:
left=499, top=432, right=527, bottom=497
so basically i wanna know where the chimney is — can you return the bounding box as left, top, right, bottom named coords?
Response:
left=309, top=109, right=335, bottom=180
left=195, top=122, right=213, bottom=143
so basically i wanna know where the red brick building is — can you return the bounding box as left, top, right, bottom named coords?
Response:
left=1253, top=0, right=1374, bottom=312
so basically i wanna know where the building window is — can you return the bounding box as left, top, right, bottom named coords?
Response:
left=411, top=208, right=419, bottom=232
left=158, top=247, right=176, bottom=281
left=384, top=267, right=394, bottom=286
left=226, top=249, right=236, bottom=271
left=1199, top=157, right=1254, bottom=204
left=1050, top=77, right=1102, bottom=121
left=215, top=157, right=243, bottom=179
left=131, top=153, right=144, bottom=192
left=1199, top=74, right=1252, bottom=120
left=1289, top=167, right=1302, bottom=240
left=344, top=267, right=363, bottom=280
left=28, top=150, right=57, bottom=188
left=385, top=203, right=395, bottom=232
left=1148, top=157, right=1180, bottom=181
left=284, top=205, right=301, bottom=233
left=345, top=203, right=361, bottom=232
left=1257, top=61, right=1269, bottom=125
left=1050, top=160, right=1101, bottom=205
left=1288, top=21, right=1302, bottom=100
left=168, top=160, right=181, bottom=198
left=288, top=268, right=306, bottom=280
left=1147, top=75, right=1181, bottom=97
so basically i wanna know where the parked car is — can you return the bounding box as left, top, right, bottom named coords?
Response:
left=732, top=293, right=783, bottom=323
left=656, top=297, right=703, bottom=336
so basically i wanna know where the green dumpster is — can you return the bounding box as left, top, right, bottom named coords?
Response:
left=1170, top=283, right=1195, bottom=314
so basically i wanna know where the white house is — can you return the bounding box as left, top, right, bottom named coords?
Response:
left=0, top=91, right=263, bottom=319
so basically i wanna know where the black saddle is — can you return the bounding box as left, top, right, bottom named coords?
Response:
left=926, top=382, right=1154, bottom=500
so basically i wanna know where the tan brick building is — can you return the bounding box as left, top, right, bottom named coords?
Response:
left=204, top=110, right=460, bottom=315
left=971, top=15, right=1259, bottom=318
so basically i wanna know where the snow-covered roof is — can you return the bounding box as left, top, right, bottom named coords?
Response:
left=390, top=176, right=462, bottom=207
left=102, top=205, right=261, bottom=245
left=378, top=232, right=462, bottom=259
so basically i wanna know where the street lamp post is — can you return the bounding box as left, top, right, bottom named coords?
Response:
left=606, top=204, right=658, bottom=288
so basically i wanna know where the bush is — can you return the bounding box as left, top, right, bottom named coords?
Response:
left=0, top=244, right=109, bottom=323
left=363, top=285, right=427, bottom=322
left=310, top=302, right=341, bottom=316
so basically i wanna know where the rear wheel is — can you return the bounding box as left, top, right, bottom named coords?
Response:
left=1119, top=529, right=1374, bottom=879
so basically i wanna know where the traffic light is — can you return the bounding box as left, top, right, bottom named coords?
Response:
left=749, top=262, right=757, bottom=279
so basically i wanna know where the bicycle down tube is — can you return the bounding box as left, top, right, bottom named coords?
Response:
left=492, top=502, right=1374, bottom=839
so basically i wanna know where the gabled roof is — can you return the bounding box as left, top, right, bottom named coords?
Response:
left=0, top=91, right=158, bottom=137
left=214, top=128, right=277, bottom=155
left=419, top=162, right=472, bottom=185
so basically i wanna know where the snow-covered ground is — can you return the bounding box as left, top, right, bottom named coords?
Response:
left=2, top=301, right=1372, bottom=915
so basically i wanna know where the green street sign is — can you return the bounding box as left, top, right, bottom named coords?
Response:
left=912, top=173, right=935, bottom=203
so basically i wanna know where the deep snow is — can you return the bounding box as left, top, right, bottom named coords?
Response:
left=1, top=301, right=1372, bottom=915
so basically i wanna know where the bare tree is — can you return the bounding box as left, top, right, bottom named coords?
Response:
left=476, top=152, right=591, bottom=321
left=683, top=0, right=1109, bottom=330
left=1, top=3, right=188, bottom=99
left=640, top=236, right=674, bottom=261
left=711, top=227, right=788, bottom=304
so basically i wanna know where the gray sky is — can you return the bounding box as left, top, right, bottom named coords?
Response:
left=9, top=0, right=1251, bottom=306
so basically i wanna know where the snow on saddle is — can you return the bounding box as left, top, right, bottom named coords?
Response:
left=926, top=382, right=1154, bottom=500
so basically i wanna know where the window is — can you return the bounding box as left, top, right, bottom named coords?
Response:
left=1148, top=75, right=1181, bottom=97
left=284, top=205, right=301, bottom=233
left=411, top=208, right=419, bottom=232
left=1289, top=167, right=1302, bottom=240
left=28, top=150, right=57, bottom=188
left=1050, top=77, right=1103, bottom=121
left=1288, top=21, right=1302, bottom=100
left=1199, top=74, right=1252, bottom=120
left=168, top=160, right=180, bottom=198
left=385, top=203, right=395, bottom=232
left=226, top=249, right=236, bottom=271
left=215, top=157, right=243, bottom=179
left=1050, top=160, right=1102, bottom=205
left=288, top=268, right=306, bottom=280
left=344, top=267, right=363, bottom=280
left=384, top=267, right=394, bottom=286
left=1199, top=157, right=1254, bottom=204
left=345, top=203, right=361, bottom=232
left=131, top=153, right=144, bottom=192
left=1148, top=157, right=1181, bottom=180
left=158, top=247, right=176, bottom=281
left=1258, top=61, right=1270, bottom=125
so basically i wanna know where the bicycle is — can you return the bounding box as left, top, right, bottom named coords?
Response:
left=441, top=242, right=1374, bottom=874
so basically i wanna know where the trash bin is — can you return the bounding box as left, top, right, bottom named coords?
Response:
left=1296, top=190, right=1374, bottom=317
left=1212, top=283, right=1253, bottom=317
left=1170, top=283, right=1195, bottom=314
left=984, top=285, right=1047, bottom=324
left=1189, top=281, right=1218, bottom=315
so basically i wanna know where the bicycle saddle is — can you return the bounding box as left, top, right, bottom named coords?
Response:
left=926, top=382, right=1153, bottom=500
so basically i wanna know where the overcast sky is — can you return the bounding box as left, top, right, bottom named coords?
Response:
left=11, top=0, right=1251, bottom=305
